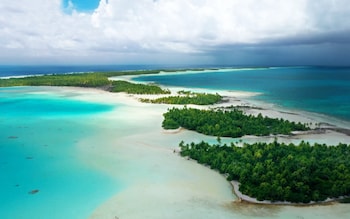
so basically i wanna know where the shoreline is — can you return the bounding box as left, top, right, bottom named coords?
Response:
left=2, top=70, right=350, bottom=218
left=113, top=69, right=350, bottom=130
left=115, top=72, right=350, bottom=138
left=230, top=181, right=343, bottom=206
left=109, top=73, right=350, bottom=204
left=3, top=67, right=349, bottom=131
left=110, top=72, right=350, bottom=206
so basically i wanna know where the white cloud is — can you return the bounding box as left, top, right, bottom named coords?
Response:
left=0, top=0, right=349, bottom=64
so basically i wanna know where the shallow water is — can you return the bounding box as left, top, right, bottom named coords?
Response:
left=1, top=86, right=350, bottom=219
left=0, top=87, right=122, bottom=219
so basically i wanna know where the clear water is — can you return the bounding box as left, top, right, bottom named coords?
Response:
left=134, top=66, right=350, bottom=121
left=1, top=67, right=350, bottom=219
left=0, top=87, right=122, bottom=219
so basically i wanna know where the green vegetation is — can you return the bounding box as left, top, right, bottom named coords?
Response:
left=0, top=69, right=167, bottom=88
left=0, top=73, right=110, bottom=87
left=2, top=68, right=349, bottom=204
left=0, top=69, right=210, bottom=88
left=141, top=91, right=222, bottom=105
left=0, top=71, right=170, bottom=95
left=179, top=140, right=350, bottom=203
left=111, top=80, right=170, bottom=94
left=162, top=107, right=309, bottom=137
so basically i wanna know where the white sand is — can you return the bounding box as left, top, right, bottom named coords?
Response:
left=26, top=84, right=350, bottom=219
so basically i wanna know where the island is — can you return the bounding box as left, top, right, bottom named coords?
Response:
left=179, top=140, right=350, bottom=203
left=1, top=69, right=349, bottom=205
left=0, top=71, right=170, bottom=94
left=162, top=107, right=310, bottom=137
left=140, top=90, right=223, bottom=105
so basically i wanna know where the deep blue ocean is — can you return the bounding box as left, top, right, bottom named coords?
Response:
left=0, top=64, right=211, bottom=77
left=134, top=66, right=350, bottom=122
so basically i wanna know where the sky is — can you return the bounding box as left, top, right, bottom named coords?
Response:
left=0, top=0, right=350, bottom=66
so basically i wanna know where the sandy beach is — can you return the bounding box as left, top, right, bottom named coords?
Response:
left=77, top=80, right=348, bottom=218
left=21, top=80, right=350, bottom=219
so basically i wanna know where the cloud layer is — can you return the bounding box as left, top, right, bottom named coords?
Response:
left=1, top=0, right=349, bottom=65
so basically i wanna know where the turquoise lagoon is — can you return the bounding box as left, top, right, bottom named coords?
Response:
left=1, top=82, right=350, bottom=219
left=0, top=87, right=122, bottom=219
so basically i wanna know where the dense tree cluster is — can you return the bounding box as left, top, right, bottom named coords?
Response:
left=163, top=107, right=309, bottom=137
left=0, top=69, right=210, bottom=88
left=0, top=69, right=171, bottom=88
left=0, top=70, right=171, bottom=88
left=0, top=73, right=171, bottom=95
left=0, top=73, right=110, bottom=87
left=141, top=92, right=222, bottom=105
left=180, top=140, right=350, bottom=203
left=111, top=80, right=170, bottom=94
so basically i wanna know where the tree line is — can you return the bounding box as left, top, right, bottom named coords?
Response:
left=140, top=91, right=222, bottom=105
left=179, top=140, right=350, bottom=203
left=0, top=71, right=230, bottom=98
left=111, top=80, right=170, bottom=94
left=0, top=69, right=212, bottom=88
left=162, top=107, right=310, bottom=137
left=0, top=72, right=171, bottom=95
left=0, top=73, right=110, bottom=87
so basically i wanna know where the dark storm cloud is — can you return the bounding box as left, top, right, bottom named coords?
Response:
left=1, top=0, right=350, bottom=65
